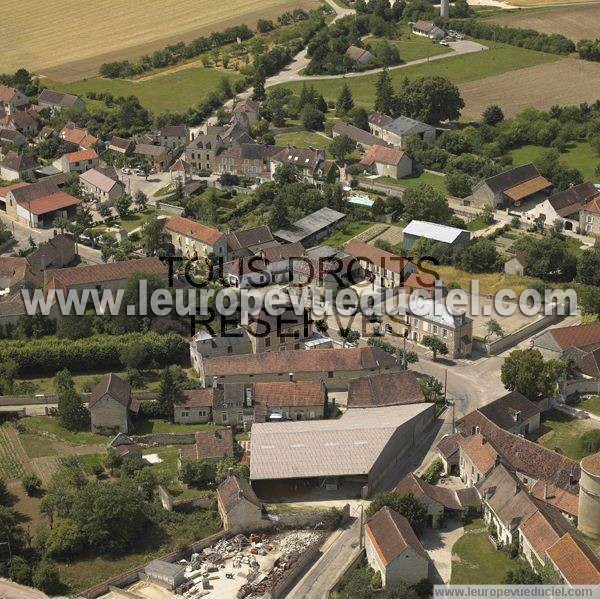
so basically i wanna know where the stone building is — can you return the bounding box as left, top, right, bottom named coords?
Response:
left=89, top=373, right=139, bottom=435
left=217, top=472, right=262, bottom=532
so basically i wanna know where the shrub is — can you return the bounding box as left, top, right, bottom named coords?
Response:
left=421, top=458, right=444, bottom=484
left=580, top=429, right=600, bottom=455
left=21, top=473, right=42, bottom=496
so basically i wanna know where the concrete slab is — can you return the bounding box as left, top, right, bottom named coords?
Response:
left=421, top=518, right=464, bottom=584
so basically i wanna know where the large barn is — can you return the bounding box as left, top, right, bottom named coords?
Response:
left=250, top=403, right=435, bottom=498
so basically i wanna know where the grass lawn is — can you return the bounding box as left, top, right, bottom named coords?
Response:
left=322, top=220, right=377, bottom=248
left=75, top=453, right=104, bottom=474
left=117, top=208, right=162, bottom=232
left=377, top=171, right=447, bottom=194
left=538, top=409, right=599, bottom=460
left=56, top=68, right=241, bottom=114
left=19, top=433, right=60, bottom=458
left=274, top=130, right=330, bottom=148
left=16, top=368, right=163, bottom=395
left=369, top=33, right=450, bottom=63
left=274, top=41, right=558, bottom=106
left=466, top=216, right=494, bottom=232
left=578, top=396, right=600, bottom=417
left=133, top=419, right=221, bottom=435
left=435, top=265, right=543, bottom=295
left=23, top=417, right=106, bottom=446
left=510, top=142, right=599, bottom=181
left=451, top=520, right=519, bottom=584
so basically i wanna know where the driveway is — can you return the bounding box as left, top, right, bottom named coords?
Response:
left=421, top=518, right=464, bottom=584
left=265, top=40, right=488, bottom=87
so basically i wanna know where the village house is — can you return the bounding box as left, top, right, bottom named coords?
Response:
left=402, top=220, right=471, bottom=252
left=529, top=479, right=579, bottom=520
left=79, top=168, right=124, bottom=202
left=457, top=433, right=499, bottom=486
left=472, top=163, right=552, bottom=209
left=189, top=327, right=253, bottom=366
left=232, top=99, right=261, bottom=128
left=0, top=86, right=30, bottom=115
left=533, top=321, right=600, bottom=359
left=27, top=233, right=76, bottom=273
left=455, top=409, right=580, bottom=493
left=217, top=472, right=263, bottom=532
left=54, top=149, right=99, bottom=174
left=38, top=89, right=86, bottom=114
left=0, top=292, right=28, bottom=334
left=411, top=20, right=445, bottom=39
left=179, top=428, right=235, bottom=462
left=345, top=45, right=376, bottom=66
left=184, top=131, right=226, bottom=173
left=544, top=531, right=600, bottom=585
left=347, top=370, right=424, bottom=408
left=216, top=143, right=281, bottom=180
left=169, top=158, right=192, bottom=183
left=359, top=145, right=413, bottom=179
left=395, top=472, right=479, bottom=527
left=226, top=225, right=276, bottom=260
left=198, top=346, right=401, bottom=389
left=108, top=136, right=135, bottom=157
left=580, top=194, right=600, bottom=235
left=174, top=389, right=214, bottom=424
left=164, top=215, right=227, bottom=259
left=0, top=128, right=26, bottom=149
left=274, top=207, right=346, bottom=247
left=89, top=373, right=139, bottom=435
left=477, top=391, right=542, bottom=437
left=368, top=112, right=436, bottom=147
left=44, top=256, right=167, bottom=295
left=332, top=122, right=391, bottom=152
left=504, top=250, right=528, bottom=276
left=133, top=143, right=171, bottom=171
left=344, top=239, right=416, bottom=289
left=246, top=306, right=313, bottom=353
left=269, top=147, right=337, bottom=186
left=3, top=179, right=79, bottom=228
left=2, top=109, right=39, bottom=136
left=0, top=151, right=38, bottom=180
left=522, top=181, right=599, bottom=231
left=59, top=122, right=98, bottom=150
left=0, top=257, right=36, bottom=294
left=477, top=463, right=538, bottom=546
left=435, top=433, right=462, bottom=475
left=223, top=255, right=270, bottom=289
left=364, top=506, right=430, bottom=588
left=158, top=124, right=189, bottom=149
left=391, top=298, right=473, bottom=358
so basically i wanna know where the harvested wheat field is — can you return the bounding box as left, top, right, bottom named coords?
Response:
left=3, top=0, right=320, bottom=82
left=507, top=0, right=600, bottom=7
left=459, top=58, right=600, bottom=120
left=490, top=3, right=600, bottom=40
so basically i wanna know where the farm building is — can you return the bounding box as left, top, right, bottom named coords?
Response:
left=79, top=168, right=123, bottom=202
left=250, top=403, right=435, bottom=497
left=411, top=20, right=445, bottom=40
left=402, top=220, right=470, bottom=252
left=359, top=145, right=412, bottom=179
left=472, top=163, right=552, bottom=209
left=368, top=112, right=436, bottom=147
left=332, top=122, right=391, bottom=151
left=504, top=250, right=528, bottom=276
left=38, top=89, right=85, bottom=114
left=144, top=559, right=186, bottom=590
left=345, top=45, right=376, bottom=65
left=580, top=195, right=600, bottom=235
left=533, top=322, right=600, bottom=359
left=274, top=207, right=346, bottom=246
left=89, top=373, right=139, bottom=435
left=217, top=472, right=263, bottom=532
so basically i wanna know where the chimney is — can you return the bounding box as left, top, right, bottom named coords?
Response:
left=212, top=376, right=218, bottom=388
left=289, top=372, right=294, bottom=382
left=543, top=482, right=548, bottom=500
left=569, top=464, right=577, bottom=485
left=238, top=489, right=244, bottom=499
left=481, top=437, right=486, bottom=445
left=228, top=467, right=234, bottom=477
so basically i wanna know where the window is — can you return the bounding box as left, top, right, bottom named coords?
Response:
left=221, top=412, right=228, bottom=423
left=328, top=371, right=333, bottom=378
left=433, top=325, right=438, bottom=334
left=265, top=338, right=271, bottom=348
left=442, top=329, right=448, bottom=338
left=413, top=318, right=419, bottom=328
left=181, top=409, right=189, bottom=417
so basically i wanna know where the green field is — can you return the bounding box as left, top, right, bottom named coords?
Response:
left=510, top=142, right=599, bottom=182
left=275, top=41, right=559, bottom=106
left=374, top=33, right=450, bottom=63
left=322, top=220, right=377, bottom=248
left=377, top=171, right=447, bottom=194
left=56, top=67, right=241, bottom=114
left=578, top=396, right=600, bottom=417
left=538, top=409, right=599, bottom=460
left=23, top=416, right=106, bottom=446
left=275, top=130, right=331, bottom=148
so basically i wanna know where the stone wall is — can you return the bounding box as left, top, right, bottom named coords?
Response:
left=131, top=432, right=196, bottom=445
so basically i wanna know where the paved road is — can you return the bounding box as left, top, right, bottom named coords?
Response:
left=266, top=40, right=487, bottom=87
left=286, top=511, right=363, bottom=599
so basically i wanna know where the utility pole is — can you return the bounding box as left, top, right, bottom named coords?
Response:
left=359, top=504, right=364, bottom=549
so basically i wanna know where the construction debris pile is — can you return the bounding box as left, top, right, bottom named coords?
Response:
left=237, top=531, right=321, bottom=599
left=172, top=530, right=321, bottom=598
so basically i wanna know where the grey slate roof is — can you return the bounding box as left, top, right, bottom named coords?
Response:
left=384, top=115, right=435, bottom=137
left=483, top=163, right=541, bottom=194
left=274, top=207, right=346, bottom=244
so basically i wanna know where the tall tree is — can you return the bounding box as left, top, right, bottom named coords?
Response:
left=156, top=366, right=183, bottom=421
left=374, top=68, right=397, bottom=116
left=335, top=82, right=355, bottom=116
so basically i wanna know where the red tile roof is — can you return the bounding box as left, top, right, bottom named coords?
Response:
left=64, top=149, right=98, bottom=163
left=252, top=381, right=324, bottom=407
left=458, top=434, right=498, bottom=475
left=548, top=322, right=600, bottom=350
left=546, top=533, right=600, bottom=585
left=345, top=239, right=412, bottom=276
left=348, top=371, right=423, bottom=408
left=530, top=480, right=579, bottom=517
left=583, top=196, right=600, bottom=214
left=179, top=389, right=215, bottom=408
left=394, top=472, right=477, bottom=511
left=360, top=144, right=407, bottom=167
left=89, top=373, right=131, bottom=409
left=20, top=191, right=79, bottom=216
left=365, top=506, right=428, bottom=566
left=217, top=474, right=261, bottom=512
left=180, top=428, right=234, bottom=461
left=165, top=215, right=223, bottom=245
left=0, top=182, right=29, bottom=198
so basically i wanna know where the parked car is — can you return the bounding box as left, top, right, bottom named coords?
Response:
left=122, top=167, right=131, bottom=174
left=440, top=39, right=450, bottom=46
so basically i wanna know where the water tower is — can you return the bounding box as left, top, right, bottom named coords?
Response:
left=440, top=0, right=450, bottom=19
left=578, top=452, right=600, bottom=539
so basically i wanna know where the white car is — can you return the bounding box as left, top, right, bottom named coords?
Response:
left=121, top=167, right=131, bottom=174
left=440, top=39, right=450, bottom=46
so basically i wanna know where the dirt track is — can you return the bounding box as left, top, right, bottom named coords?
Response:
left=459, top=57, right=600, bottom=119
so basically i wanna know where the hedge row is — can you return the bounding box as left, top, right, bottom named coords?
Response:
left=0, top=332, right=188, bottom=375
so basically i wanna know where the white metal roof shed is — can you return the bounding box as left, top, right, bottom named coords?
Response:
left=402, top=220, right=469, bottom=244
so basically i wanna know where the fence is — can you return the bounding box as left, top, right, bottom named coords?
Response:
left=272, top=542, right=323, bottom=599
left=131, top=432, right=196, bottom=445
left=0, top=390, right=156, bottom=407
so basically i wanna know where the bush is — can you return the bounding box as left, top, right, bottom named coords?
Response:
left=32, top=560, right=62, bottom=595
left=21, top=473, right=42, bottom=496
left=580, top=429, right=600, bottom=455
left=421, top=458, right=444, bottom=484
